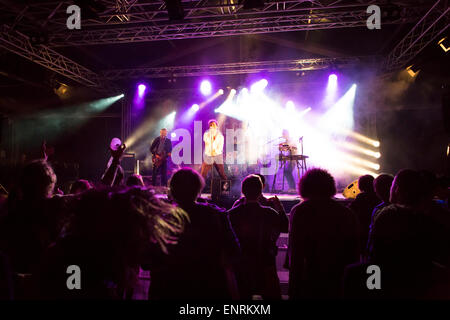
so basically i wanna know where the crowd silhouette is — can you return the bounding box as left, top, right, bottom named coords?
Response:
left=0, top=144, right=449, bottom=300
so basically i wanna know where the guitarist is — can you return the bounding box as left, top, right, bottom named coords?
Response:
left=150, top=128, right=172, bottom=186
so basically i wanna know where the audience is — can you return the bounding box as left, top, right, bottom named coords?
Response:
left=0, top=145, right=448, bottom=300
left=69, top=179, right=92, bottom=195
left=348, top=175, right=381, bottom=257
left=232, top=174, right=286, bottom=217
left=344, top=169, right=450, bottom=299
left=141, top=168, right=240, bottom=300
left=366, top=173, right=394, bottom=258
left=287, top=168, right=359, bottom=299
left=126, top=174, right=145, bottom=187
left=37, top=187, right=187, bottom=299
left=228, top=174, right=284, bottom=299
left=0, top=159, right=68, bottom=298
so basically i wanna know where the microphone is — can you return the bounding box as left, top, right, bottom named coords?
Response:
left=299, top=136, right=304, bottom=141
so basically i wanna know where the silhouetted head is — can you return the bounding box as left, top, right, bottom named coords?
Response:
left=255, top=173, right=266, bottom=188
left=390, top=169, right=423, bottom=207
left=126, top=174, right=145, bottom=187
left=70, top=179, right=92, bottom=195
left=373, top=174, right=394, bottom=203
left=20, top=159, right=56, bottom=199
left=69, top=187, right=187, bottom=265
left=298, top=168, right=336, bottom=200
left=169, top=167, right=205, bottom=205
left=242, top=174, right=263, bottom=201
left=160, top=128, right=167, bottom=139
left=358, top=175, right=375, bottom=193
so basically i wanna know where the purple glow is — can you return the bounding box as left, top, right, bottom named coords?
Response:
left=138, top=84, right=147, bottom=97
left=329, top=74, right=338, bottom=83
left=200, top=80, right=212, bottom=96
left=191, top=103, right=200, bottom=112
left=286, top=100, right=295, bottom=111
left=250, top=79, right=268, bottom=92
left=323, top=74, right=338, bottom=107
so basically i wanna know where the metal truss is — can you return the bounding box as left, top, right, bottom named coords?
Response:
left=384, top=0, right=450, bottom=71
left=101, top=56, right=370, bottom=79
left=0, top=1, right=427, bottom=46
left=0, top=25, right=103, bottom=88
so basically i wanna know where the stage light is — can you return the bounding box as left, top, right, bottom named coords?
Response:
left=160, top=111, right=176, bottom=132
left=250, top=79, right=268, bottom=93
left=218, top=89, right=224, bottom=95
left=217, top=90, right=236, bottom=127
left=89, top=94, right=125, bottom=111
left=338, top=141, right=380, bottom=159
left=340, top=153, right=381, bottom=171
left=299, top=107, right=312, bottom=117
left=171, top=132, right=176, bottom=138
left=200, top=80, right=212, bottom=96
left=323, top=73, right=339, bottom=107
left=406, top=65, right=420, bottom=77
left=191, top=104, right=200, bottom=112
left=286, top=100, right=295, bottom=112
left=438, top=37, right=449, bottom=52
left=329, top=74, right=337, bottom=83
left=138, top=84, right=147, bottom=97
left=336, top=129, right=380, bottom=148
left=321, top=84, right=357, bottom=131
left=54, top=82, right=71, bottom=99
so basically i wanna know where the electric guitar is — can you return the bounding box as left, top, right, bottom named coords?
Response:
left=152, top=151, right=167, bottom=168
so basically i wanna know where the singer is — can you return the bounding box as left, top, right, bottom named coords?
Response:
left=200, top=119, right=227, bottom=181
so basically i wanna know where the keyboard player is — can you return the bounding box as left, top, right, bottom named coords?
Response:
left=279, top=129, right=297, bottom=193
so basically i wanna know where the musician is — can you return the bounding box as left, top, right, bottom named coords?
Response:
left=200, top=120, right=227, bottom=181
left=280, top=129, right=296, bottom=192
left=150, top=128, right=172, bottom=186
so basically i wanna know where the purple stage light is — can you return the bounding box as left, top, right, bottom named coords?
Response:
left=138, top=84, right=147, bottom=97
left=329, top=74, right=338, bottom=83
left=250, top=79, right=268, bottom=93
left=200, top=80, right=212, bottom=96
left=191, top=103, right=200, bottom=112
left=286, top=100, right=295, bottom=111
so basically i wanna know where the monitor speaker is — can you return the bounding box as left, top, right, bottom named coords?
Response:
left=343, top=180, right=361, bottom=199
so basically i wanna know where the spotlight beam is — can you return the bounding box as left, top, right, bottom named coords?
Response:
left=335, top=128, right=380, bottom=147
left=337, top=141, right=381, bottom=159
